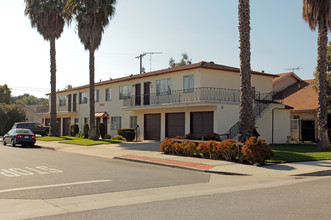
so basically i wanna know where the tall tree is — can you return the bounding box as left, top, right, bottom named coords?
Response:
left=65, top=0, right=116, bottom=140
left=0, top=84, right=11, bottom=104
left=169, top=53, right=192, bottom=67
left=302, top=0, right=331, bottom=149
left=25, top=0, right=66, bottom=136
left=238, top=0, right=254, bottom=142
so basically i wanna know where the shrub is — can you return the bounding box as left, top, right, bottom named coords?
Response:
left=99, top=123, right=106, bottom=139
left=241, top=137, right=273, bottom=165
left=118, top=128, right=135, bottom=141
left=183, top=141, right=197, bottom=157
left=104, top=134, right=111, bottom=139
left=83, top=124, right=89, bottom=139
left=160, top=138, right=174, bottom=154
left=196, top=141, right=217, bottom=158
left=219, top=139, right=240, bottom=161
left=111, top=135, right=125, bottom=141
left=185, top=133, right=198, bottom=140
left=204, top=133, right=222, bottom=142
left=71, top=124, right=79, bottom=137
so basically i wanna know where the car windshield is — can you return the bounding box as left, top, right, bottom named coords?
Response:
left=16, top=129, right=33, bottom=134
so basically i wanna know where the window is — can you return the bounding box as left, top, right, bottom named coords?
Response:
left=111, top=117, right=121, bottom=130
left=74, top=118, right=79, bottom=124
left=119, top=85, right=130, bottom=99
left=291, top=116, right=300, bottom=130
left=130, top=116, right=137, bottom=129
left=183, top=75, right=194, bottom=93
left=105, top=88, right=112, bottom=101
left=79, top=92, right=88, bottom=104
left=156, top=78, right=171, bottom=95
left=95, top=90, right=99, bottom=102
left=59, top=95, right=66, bottom=106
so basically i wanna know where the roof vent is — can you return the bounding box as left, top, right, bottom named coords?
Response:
left=262, top=70, right=264, bottom=73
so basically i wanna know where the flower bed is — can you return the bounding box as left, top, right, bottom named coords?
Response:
left=160, top=137, right=273, bottom=165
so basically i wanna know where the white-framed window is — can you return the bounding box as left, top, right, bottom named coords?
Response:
left=95, top=90, right=99, bottom=102
left=79, top=92, right=88, bottom=104
left=105, top=88, right=112, bottom=101
left=59, top=95, right=66, bottom=106
left=119, top=85, right=130, bottom=100
left=291, top=116, right=300, bottom=131
left=74, top=118, right=79, bottom=124
left=111, top=117, right=121, bottom=130
left=183, top=75, right=194, bottom=93
left=156, top=78, right=171, bottom=95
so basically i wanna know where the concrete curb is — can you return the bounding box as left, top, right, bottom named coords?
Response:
left=114, top=156, right=249, bottom=176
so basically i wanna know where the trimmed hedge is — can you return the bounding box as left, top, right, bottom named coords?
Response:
left=83, top=124, right=89, bottom=139
left=118, top=128, right=135, bottom=141
left=242, top=137, right=273, bottom=165
left=160, top=137, right=273, bottom=165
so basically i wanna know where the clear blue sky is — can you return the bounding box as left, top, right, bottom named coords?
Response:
left=0, top=0, right=330, bottom=98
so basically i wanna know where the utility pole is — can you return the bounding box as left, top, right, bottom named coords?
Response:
left=135, top=53, right=146, bottom=74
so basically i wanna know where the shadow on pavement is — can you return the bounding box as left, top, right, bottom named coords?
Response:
left=263, top=164, right=296, bottom=171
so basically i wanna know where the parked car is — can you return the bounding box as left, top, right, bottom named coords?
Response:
left=3, top=128, right=36, bottom=147
left=12, top=122, right=49, bottom=136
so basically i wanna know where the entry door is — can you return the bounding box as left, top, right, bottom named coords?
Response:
left=135, top=83, right=141, bottom=106
left=144, top=82, right=150, bottom=105
left=62, top=118, right=71, bottom=136
left=73, top=94, right=77, bottom=112
left=144, top=114, right=161, bottom=140
left=301, top=120, right=315, bottom=142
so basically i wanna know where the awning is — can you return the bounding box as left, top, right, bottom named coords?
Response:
left=95, top=112, right=109, bottom=118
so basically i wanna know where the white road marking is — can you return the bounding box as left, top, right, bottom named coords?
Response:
left=0, top=180, right=112, bottom=193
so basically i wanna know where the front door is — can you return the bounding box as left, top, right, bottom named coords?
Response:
left=301, top=120, right=315, bottom=142
left=144, top=82, right=150, bottom=105
left=135, top=83, right=141, bottom=106
left=62, top=118, right=71, bottom=136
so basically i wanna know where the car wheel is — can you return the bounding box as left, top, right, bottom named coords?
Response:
left=11, top=139, right=15, bottom=147
left=3, top=139, right=6, bottom=146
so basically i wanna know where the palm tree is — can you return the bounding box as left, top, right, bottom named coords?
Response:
left=25, top=0, right=66, bottom=137
left=238, top=0, right=254, bottom=142
left=302, top=0, right=331, bottom=149
left=65, top=0, right=116, bottom=140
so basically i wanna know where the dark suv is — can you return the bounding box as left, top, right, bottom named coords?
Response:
left=12, top=122, right=49, bottom=136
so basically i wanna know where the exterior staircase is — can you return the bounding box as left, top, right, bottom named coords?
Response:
left=226, top=92, right=279, bottom=139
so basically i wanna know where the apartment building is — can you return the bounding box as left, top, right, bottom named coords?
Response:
left=45, top=61, right=291, bottom=143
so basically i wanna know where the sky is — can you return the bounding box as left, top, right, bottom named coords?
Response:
left=0, top=0, right=330, bottom=98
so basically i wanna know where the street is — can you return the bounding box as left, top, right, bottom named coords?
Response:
left=1, top=144, right=331, bottom=219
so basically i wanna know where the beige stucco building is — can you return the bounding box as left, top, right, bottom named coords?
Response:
left=45, top=62, right=291, bottom=143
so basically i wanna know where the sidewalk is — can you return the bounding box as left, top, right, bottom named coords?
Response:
left=37, top=140, right=331, bottom=177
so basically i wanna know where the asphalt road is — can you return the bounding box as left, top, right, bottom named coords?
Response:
left=0, top=145, right=210, bottom=200
left=30, top=176, right=331, bottom=220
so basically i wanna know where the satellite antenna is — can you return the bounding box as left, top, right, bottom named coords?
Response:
left=284, top=66, right=303, bottom=72
left=144, top=52, right=162, bottom=72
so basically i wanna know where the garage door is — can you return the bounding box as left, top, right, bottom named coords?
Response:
left=144, top=114, right=161, bottom=140
left=190, top=111, right=213, bottom=138
left=166, top=113, right=185, bottom=138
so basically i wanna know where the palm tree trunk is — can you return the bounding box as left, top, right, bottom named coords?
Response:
left=238, top=0, right=254, bottom=142
left=49, top=38, right=59, bottom=136
left=316, top=23, right=330, bottom=149
left=89, top=49, right=98, bottom=140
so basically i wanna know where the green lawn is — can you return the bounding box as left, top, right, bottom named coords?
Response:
left=269, top=143, right=331, bottom=163
left=37, top=136, right=82, bottom=141
left=59, top=139, right=124, bottom=146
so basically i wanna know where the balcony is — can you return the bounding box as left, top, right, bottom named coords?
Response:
left=54, top=105, right=77, bottom=114
left=123, top=87, right=242, bottom=108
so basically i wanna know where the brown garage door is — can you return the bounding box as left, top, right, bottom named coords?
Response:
left=166, top=113, right=185, bottom=138
left=144, top=114, right=161, bottom=140
left=190, top=111, right=213, bottom=138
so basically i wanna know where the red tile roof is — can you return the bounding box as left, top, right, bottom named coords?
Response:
left=274, top=80, right=318, bottom=111
left=52, top=61, right=278, bottom=95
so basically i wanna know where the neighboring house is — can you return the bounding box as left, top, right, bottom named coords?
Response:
left=45, top=61, right=291, bottom=143
left=21, top=104, right=49, bottom=125
left=273, top=72, right=318, bottom=142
